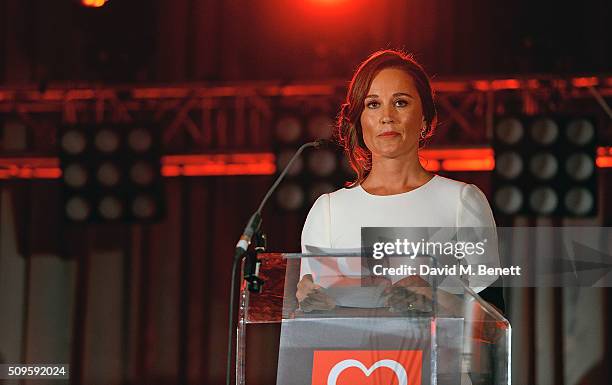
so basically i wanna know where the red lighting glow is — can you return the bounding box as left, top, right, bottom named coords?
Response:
left=472, top=77, right=608, bottom=91
left=0, top=166, right=62, bottom=179
left=572, top=77, right=598, bottom=88
left=81, top=0, right=108, bottom=8
left=1, top=148, right=610, bottom=180
left=474, top=79, right=521, bottom=91
left=596, top=156, right=612, bottom=168
left=308, top=0, right=350, bottom=4
left=421, top=148, right=494, bottom=160
left=421, top=159, right=440, bottom=172
left=442, top=158, right=495, bottom=171
left=421, top=148, right=495, bottom=171
left=598, top=147, right=612, bottom=156
left=162, top=153, right=276, bottom=177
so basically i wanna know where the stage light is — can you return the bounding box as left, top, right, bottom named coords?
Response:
left=60, top=123, right=164, bottom=223
left=130, top=161, right=155, bottom=185
left=307, top=148, right=337, bottom=177
left=98, top=196, right=123, bottom=220
left=60, top=130, right=87, bottom=155
left=132, top=194, right=156, bottom=219
left=494, top=186, right=523, bottom=215
left=566, top=119, right=595, bottom=145
left=529, top=153, right=558, bottom=180
left=273, top=109, right=345, bottom=212
left=307, top=114, right=333, bottom=140
left=276, top=183, right=305, bottom=211
left=63, top=163, right=88, bottom=188
left=492, top=115, right=597, bottom=217
left=275, top=116, right=303, bottom=143
left=308, top=0, right=349, bottom=5
left=495, top=118, right=523, bottom=145
left=564, top=187, right=594, bottom=216
left=81, top=0, right=108, bottom=8
left=565, top=153, right=595, bottom=181
left=65, top=196, right=91, bottom=221
left=128, top=128, right=153, bottom=152
left=529, top=187, right=558, bottom=215
left=276, top=149, right=304, bottom=177
left=530, top=118, right=559, bottom=145
left=495, top=151, right=523, bottom=179
left=94, top=129, right=120, bottom=153
left=97, top=162, right=120, bottom=187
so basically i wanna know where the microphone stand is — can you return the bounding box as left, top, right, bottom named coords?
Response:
left=225, top=141, right=322, bottom=385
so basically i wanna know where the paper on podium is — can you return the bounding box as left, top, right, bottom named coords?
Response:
left=302, top=245, right=390, bottom=308
left=324, top=285, right=389, bottom=308
left=302, top=245, right=362, bottom=255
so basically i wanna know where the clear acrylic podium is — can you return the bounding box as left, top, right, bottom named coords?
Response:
left=236, top=253, right=511, bottom=385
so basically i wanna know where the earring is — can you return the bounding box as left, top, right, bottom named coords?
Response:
left=420, top=125, right=428, bottom=139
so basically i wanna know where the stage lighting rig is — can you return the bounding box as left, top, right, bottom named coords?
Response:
left=272, top=109, right=349, bottom=212
left=492, top=116, right=598, bottom=218
left=59, top=122, right=165, bottom=223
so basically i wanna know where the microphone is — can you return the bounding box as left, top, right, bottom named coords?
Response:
left=312, top=138, right=335, bottom=149
left=227, top=140, right=325, bottom=385
left=232, top=140, right=324, bottom=260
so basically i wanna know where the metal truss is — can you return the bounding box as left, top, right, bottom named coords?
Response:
left=0, top=76, right=610, bottom=156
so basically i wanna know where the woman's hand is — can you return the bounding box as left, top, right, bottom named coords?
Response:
left=383, top=275, right=469, bottom=315
left=296, top=274, right=336, bottom=312
left=382, top=275, right=432, bottom=312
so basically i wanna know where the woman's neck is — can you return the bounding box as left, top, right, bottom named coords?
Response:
left=361, top=153, right=433, bottom=195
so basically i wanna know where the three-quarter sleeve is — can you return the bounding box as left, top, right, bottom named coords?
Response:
left=300, top=194, right=332, bottom=279
left=457, top=184, right=501, bottom=292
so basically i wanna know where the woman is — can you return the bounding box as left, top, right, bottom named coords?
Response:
left=297, top=50, right=503, bottom=313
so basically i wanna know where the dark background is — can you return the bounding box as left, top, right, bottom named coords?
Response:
left=2, top=0, right=610, bottom=84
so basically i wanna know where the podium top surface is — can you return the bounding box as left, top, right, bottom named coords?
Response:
left=242, top=253, right=509, bottom=326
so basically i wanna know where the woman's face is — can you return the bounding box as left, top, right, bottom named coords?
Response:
left=360, top=68, right=424, bottom=160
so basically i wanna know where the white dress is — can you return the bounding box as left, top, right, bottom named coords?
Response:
left=300, top=174, right=500, bottom=293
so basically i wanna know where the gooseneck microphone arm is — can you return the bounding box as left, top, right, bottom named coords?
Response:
left=232, top=140, right=323, bottom=261
left=226, top=140, right=323, bottom=385
left=255, top=141, right=322, bottom=214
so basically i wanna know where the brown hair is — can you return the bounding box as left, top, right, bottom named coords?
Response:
left=336, top=49, right=437, bottom=187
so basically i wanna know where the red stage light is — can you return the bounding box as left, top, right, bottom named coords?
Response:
left=421, top=159, right=440, bottom=172
left=420, top=148, right=494, bottom=160
left=473, top=79, right=521, bottom=91
left=442, top=158, right=495, bottom=172
left=1, top=148, right=610, bottom=180
left=81, top=0, right=108, bottom=8
left=596, top=156, right=612, bottom=168
left=309, top=0, right=349, bottom=4
left=572, top=77, right=598, bottom=88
